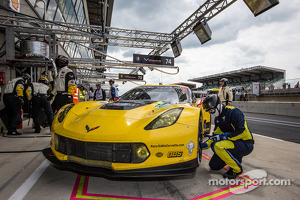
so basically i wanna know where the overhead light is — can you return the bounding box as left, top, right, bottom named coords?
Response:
left=139, top=67, right=146, bottom=75
left=91, top=35, right=104, bottom=43
left=193, top=20, right=212, bottom=45
left=243, top=0, right=280, bottom=17
left=171, top=39, right=182, bottom=58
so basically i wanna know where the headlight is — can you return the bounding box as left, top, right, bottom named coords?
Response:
left=144, top=108, right=184, bottom=130
left=132, top=144, right=150, bottom=163
left=58, top=104, right=75, bottom=123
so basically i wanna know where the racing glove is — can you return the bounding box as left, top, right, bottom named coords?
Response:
left=202, top=142, right=209, bottom=150
left=211, top=132, right=228, bottom=142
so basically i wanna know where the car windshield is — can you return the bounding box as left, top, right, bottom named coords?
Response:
left=117, top=86, right=192, bottom=104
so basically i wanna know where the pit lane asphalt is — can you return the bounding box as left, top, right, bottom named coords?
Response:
left=0, top=114, right=299, bottom=200
left=244, top=112, right=300, bottom=144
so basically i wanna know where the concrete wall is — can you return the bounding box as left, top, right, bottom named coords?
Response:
left=248, top=95, right=300, bottom=102
left=232, top=101, right=300, bottom=117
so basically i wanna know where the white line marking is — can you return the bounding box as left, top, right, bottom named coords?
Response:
left=246, top=117, right=300, bottom=128
left=246, top=116, right=300, bottom=125
left=253, top=133, right=284, bottom=142
left=8, top=160, right=49, bottom=200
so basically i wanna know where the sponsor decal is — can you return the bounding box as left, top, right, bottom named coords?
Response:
left=133, top=54, right=174, bottom=66
left=150, top=144, right=184, bottom=148
left=9, top=0, right=20, bottom=12
left=186, top=141, right=195, bottom=156
left=167, top=151, right=183, bottom=158
left=154, top=102, right=167, bottom=108
left=119, top=73, right=143, bottom=80
left=155, top=152, right=163, bottom=157
left=85, top=125, right=100, bottom=133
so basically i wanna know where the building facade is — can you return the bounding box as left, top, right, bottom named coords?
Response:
left=0, top=0, right=93, bottom=87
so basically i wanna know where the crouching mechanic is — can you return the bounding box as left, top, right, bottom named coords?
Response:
left=202, top=94, right=254, bottom=179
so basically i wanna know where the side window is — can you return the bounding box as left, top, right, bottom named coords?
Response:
left=186, top=88, right=193, bottom=103
left=179, top=87, right=193, bottom=103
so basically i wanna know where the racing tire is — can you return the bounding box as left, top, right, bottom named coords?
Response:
left=197, top=115, right=203, bottom=166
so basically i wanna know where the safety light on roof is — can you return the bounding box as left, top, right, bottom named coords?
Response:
left=193, top=20, right=212, bottom=45
left=243, top=0, right=280, bottom=17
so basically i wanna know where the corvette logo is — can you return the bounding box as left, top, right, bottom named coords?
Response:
left=186, top=141, right=195, bottom=156
left=85, top=125, right=100, bottom=133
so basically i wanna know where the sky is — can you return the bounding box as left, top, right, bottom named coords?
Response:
left=107, top=0, right=300, bottom=94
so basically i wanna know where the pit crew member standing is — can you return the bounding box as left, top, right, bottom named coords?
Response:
left=108, top=79, right=118, bottom=101
left=88, top=87, right=95, bottom=100
left=78, top=85, right=86, bottom=102
left=202, top=94, right=254, bottom=179
left=26, top=77, right=54, bottom=133
left=1, top=73, right=30, bottom=135
left=218, top=78, right=233, bottom=106
left=51, top=55, right=76, bottom=113
left=94, top=84, right=106, bottom=101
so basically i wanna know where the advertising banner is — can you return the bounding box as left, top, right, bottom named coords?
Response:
left=9, top=0, right=20, bottom=12
left=133, top=54, right=174, bottom=66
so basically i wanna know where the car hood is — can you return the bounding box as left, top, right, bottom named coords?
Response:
left=54, top=101, right=182, bottom=142
left=70, top=100, right=169, bottom=119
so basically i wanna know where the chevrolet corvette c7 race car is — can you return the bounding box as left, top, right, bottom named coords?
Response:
left=43, top=85, right=206, bottom=177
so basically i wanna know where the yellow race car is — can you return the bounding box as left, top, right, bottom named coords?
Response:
left=43, top=85, right=204, bottom=177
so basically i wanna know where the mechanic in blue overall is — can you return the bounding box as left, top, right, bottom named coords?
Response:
left=202, top=94, right=254, bottom=179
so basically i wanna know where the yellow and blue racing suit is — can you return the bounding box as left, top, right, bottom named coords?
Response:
left=203, top=105, right=254, bottom=173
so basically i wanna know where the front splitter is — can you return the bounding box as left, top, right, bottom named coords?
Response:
left=42, top=147, right=198, bottom=178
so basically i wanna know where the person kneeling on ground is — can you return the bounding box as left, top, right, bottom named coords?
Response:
left=202, top=94, right=254, bottom=179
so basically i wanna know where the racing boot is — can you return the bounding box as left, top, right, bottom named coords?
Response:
left=7, top=130, right=22, bottom=135
left=34, top=128, right=41, bottom=133
left=223, top=168, right=243, bottom=179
